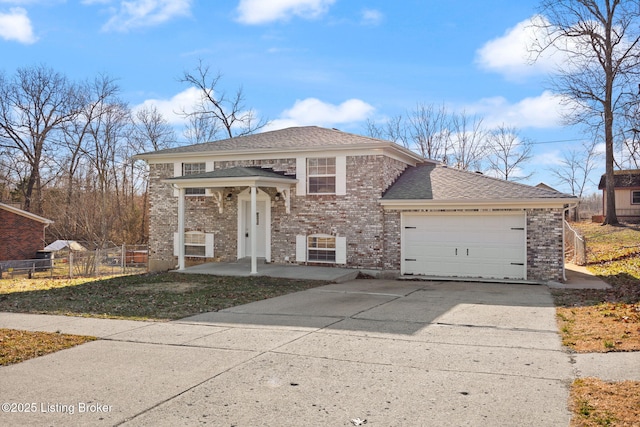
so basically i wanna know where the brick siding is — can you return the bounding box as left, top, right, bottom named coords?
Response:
left=0, top=210, right=47, bottom=261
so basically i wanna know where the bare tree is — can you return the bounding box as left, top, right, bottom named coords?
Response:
left=0, top=65, right=80, bottom=213
left=485, top=125, right=534, bottom=181
left=550, top=140, right=600, bottom=219
left=365, top=103, right=452, bottom=162
left=131, top=105, right=176, bottom=152
left=447, top=111, right=487, bottom=171
left=532, top=0, right=640, bottom=224
left=408, top=103, right=451, bottom=161
left=365, top=115, right=410, bottom=148
left=179, top=60, right=268, bottom=140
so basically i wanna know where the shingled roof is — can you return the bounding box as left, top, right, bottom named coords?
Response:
left=382, top=164, right=575, bottom=201
left=139, top=126, right=419, bottom=157
left=165, top=166, right=294, bottom=181
left=598, top=170, right=640, bottom=189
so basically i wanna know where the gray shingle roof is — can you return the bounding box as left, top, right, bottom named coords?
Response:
left=141, top=126, right=406, bottom=156
left=382, top=164, right=575, bottom=200
left=598, top=169, right=640, bottom=189
left=166, top=167, right=295, bottom=181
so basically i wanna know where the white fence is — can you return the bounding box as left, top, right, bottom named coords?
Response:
left=0, top=245, right=148, bottom=279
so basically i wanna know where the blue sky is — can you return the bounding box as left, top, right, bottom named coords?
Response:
left=0, top=0, right=602, bottom=193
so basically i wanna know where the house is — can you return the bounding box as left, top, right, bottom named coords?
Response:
left=598, top=169, right=640, bottom=221
left=0, top=202, right=53, bottom=261
left=136, top=126, right=577, bottom=282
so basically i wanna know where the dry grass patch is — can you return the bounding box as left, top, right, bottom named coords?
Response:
left=570, top=378, right=640, bottom=426
left=557, top=303, right=640, bottom=352
left=0, top=328, right=96, bottom=366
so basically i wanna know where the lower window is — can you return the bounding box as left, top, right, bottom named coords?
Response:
left=307, top=235, right=336, bottom=263
left=185, top=232, right=206, bottom=257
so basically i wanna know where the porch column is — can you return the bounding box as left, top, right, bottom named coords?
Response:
left=177, top=187, right=186, bottom=270
left=250, top=185, right=258, bottom=275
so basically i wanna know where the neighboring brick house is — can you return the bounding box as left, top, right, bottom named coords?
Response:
left=598, top=170, right=640, bottom=221
left=136, top=126, right=577, bottom=282
left=0, top=202, right=53, bottom=261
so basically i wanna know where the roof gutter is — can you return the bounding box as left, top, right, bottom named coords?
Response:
left=379, top=198, right=579, bottom=210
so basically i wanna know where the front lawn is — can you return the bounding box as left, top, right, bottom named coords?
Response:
left=0, top=272, right=329, bottom=321
left=553, top=222, right=640, bottom=352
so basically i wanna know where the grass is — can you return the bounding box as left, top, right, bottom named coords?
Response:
left=0, top=272, right=329, bottom=321
left=570, top=378, right=640, bottom=426
left=0, top=328, right=96, bottom=366
left=556, top=222, right=640, bottom=426
left=553, top=222, right=640, bottom=353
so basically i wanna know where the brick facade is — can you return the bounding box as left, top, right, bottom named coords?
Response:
left=148, top=154, right=408, bottom=271
left=526, top=208, right=565, bottom=282
left=147, top=152, right=566, bottom=282
left=0, top=209, right=48, bottom=261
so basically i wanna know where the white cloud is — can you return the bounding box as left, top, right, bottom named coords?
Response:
left=361, top=8, right=383, bottom=26
left=0, top=7, right=37, bottom=44
left=96, top=0, right=192, bottom=32
left=464, top=91, right=569, bottom=129
left=533, top=149, right=564, bottom=167
left=476, top=15, right=567, bottom=80
left=265, top=98, right=375, bottom=130
left=133, top=87, right=202, bottom=125
left=236, top=0, right=336, bottom=25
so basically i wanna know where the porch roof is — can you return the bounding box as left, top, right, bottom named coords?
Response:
left=163, top=166, right=298, bottom=188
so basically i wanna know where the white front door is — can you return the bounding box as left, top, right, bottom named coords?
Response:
left=243, top=200, right=267, bottom=258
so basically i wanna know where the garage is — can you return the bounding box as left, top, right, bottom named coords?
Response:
left=401, top=212, right=526, bottom=280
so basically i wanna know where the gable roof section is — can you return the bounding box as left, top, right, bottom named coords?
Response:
left=381, top=164, right=576, bottom=208
left=0, top=202, right=53, bottom=224
left=136, top=126, right=427, bottom=164
left=598, top=170, right=640, bottom=189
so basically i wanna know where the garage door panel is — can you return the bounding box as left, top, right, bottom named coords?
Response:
left=402, top=214, right=526, bottom=280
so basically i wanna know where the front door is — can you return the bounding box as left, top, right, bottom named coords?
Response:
left=243, top=200, right=267, bottom=258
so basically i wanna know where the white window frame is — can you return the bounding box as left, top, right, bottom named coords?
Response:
left=307, top=157, right=336, bottom=195
left=632, top=190, right=640, bottom=205
left=174, top=231, right=214, bottom=258
left=307, top=234, right=337, bottom=263
left=183, top=162, right=206, bottom=196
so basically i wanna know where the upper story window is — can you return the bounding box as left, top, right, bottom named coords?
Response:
left=632, top=190, right=640, bottom=205
left=183, top=162, right=206, bottom=196
left=307, top=157, right=336, bottom=194
left=183, top=162, right=206, bottom=175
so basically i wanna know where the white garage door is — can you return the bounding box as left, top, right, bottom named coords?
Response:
left=402, top=213, right=526, bottom=280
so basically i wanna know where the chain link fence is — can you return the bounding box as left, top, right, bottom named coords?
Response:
left=0, top=245, right=148, bottom=279
left=564, top=221, right=586, bottom=266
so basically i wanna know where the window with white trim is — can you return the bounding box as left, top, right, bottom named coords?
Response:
left=633, top=190, right=640, bottom=205
left=307, top=234, right=336, bottom=262
left=307, top=158, right=336, bottom=194
left=183, top=162, right=206, bottom=195
left=185, top=231, right=206, bottom=257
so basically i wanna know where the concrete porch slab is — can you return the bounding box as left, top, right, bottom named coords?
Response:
left=177, top=260, right=359, bottom=283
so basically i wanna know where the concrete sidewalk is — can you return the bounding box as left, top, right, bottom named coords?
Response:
left=0, top=279, right=634, bottom=426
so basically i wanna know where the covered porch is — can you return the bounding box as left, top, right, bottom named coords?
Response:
left=164, top=166, right=298, bottom=275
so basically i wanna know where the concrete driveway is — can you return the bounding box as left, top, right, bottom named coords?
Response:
left=0, top=280, right=573, bottom=426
